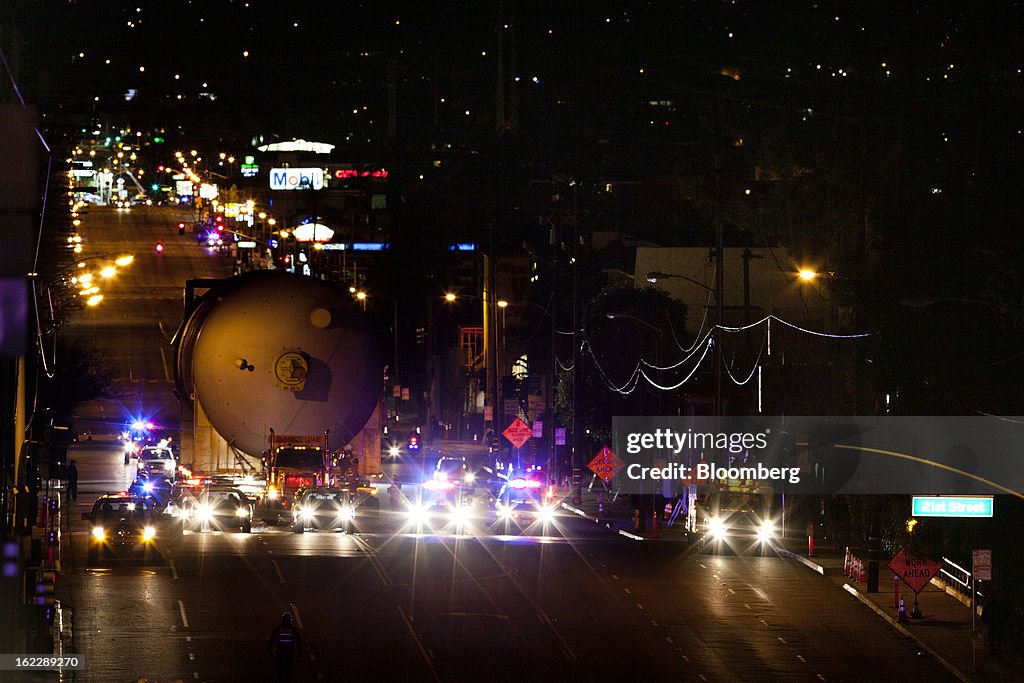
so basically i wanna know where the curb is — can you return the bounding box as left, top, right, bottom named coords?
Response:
left=841, top=583, right=972, bottom=683
left=773, top=546, right=825, bottom=574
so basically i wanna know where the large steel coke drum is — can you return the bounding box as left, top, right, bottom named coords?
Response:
left=176, top=271, right=382, bottom=456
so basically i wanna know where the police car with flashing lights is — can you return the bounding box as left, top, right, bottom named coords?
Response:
left=491, top=469, right=558, bottom=528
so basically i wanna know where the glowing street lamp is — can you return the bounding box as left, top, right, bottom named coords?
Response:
left=797, top=268, right=818, bottom=282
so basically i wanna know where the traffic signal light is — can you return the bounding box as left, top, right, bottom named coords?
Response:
left=178, top=222, right=186, bottom=235
left=155, top=242, right=165, bottom=253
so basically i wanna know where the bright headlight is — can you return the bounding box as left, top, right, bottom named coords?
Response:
left=406, top=504, right=428, bottom=526
left=91, top=526, right=105, bottom=540
left=267, top=487, right=279, bottom=501
left=451, top=506, right=471, bottom=525
left=537, top=505, right=557, bottom=524
left=235, top=507, right=250, bottom=518
left=164, top=461, right=175, bottom=471
left=197, top=504, right=213, bottom=521
left=463, top=472, right=475, bottom=484
left=496, top=504, right=514, bottom=520
left=757, top=520, right=776, bottom=542
left=707, top=517, right=727, bottom=539
left=302, top=507, right=315, bottom=521
left=143, top=526, right=156, bottom=542
left=388, top=446, right=400, bottom=457
left=339, top=506, right=354, bottom=522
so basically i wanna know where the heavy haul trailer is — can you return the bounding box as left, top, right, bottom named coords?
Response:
left=173, top=271, right=385, bottom=495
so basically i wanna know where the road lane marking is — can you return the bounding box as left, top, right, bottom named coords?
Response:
left=682, top=655, right=690, bottom=662
left=777, top=637, right=787, bottom=644
left=727, top=588, right=736, bottom=594
left=611, top=574, right=619, bottom=580
left=636, top=603, right=645, bottom=611
left=797, top=655, right=806, bottom=662
left=665, top=637, right=674, bottom=644
left=177, top=600, right=189, bottom=628
left=650, top=619, right=658, bottom=626
left=760, top=619, right=768, bottom=625
left=623, top=588, right=631, bottom=594
left=699, top=563, right=706, bottom=568
left=744, top=603, right=751, bottom=610
left=290, top=604, right=304, bottom=630
left=169, top=559, right=178, bottom=580
left=817, top=675, right=826, bottom=681
left=699, top=675, right=707, bottom=681
left=189, top=653, right=195, bottom=661
left=192, top=673, right=198, bottom=680
left=272, top=559, right=285, bottom=584
left=351, top=535, right=394, bottom=586
left=398, top=605, right=441, bottom=682
left=538, top=610, right=581, bottom=667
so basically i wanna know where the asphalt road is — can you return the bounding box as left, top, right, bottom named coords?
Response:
left=53, top=207, right=958, bottom=682
left=66, top=205, right=233, bottom=440
left=59, top=442, right=958, bottom=683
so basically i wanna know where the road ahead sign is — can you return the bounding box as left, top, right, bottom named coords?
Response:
left=888, top=548, right=941, bottom=593
left=588, top=446, right=625, bottom=484
left=912, top=496, right=993, bottom=518
left=503, top=418, right=533, bottom=449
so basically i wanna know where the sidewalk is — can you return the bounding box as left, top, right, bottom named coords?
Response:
left=774, top=538, right=1018, bottom=682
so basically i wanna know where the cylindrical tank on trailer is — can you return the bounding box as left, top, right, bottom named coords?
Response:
left=175, top=271, right=383, bottom=459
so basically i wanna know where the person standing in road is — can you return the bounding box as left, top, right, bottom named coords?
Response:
left=267, top=612, right=302, bottom=682
left=66, top=460, right=79, bottom=502
left=388, top=478, right=404, bottom=511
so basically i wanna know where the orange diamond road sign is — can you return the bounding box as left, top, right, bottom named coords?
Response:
left=887, top=547, right=941, bottom=594
left=502, top=418, right=533, bottom=449
left=588, top=446, right=625, bottom=484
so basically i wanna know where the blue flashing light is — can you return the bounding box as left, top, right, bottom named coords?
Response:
left=270, top=239, right=279, bottom=248
left=352, top=242, right=388, bottom=251
left=455, top=243, right=477, bottom=251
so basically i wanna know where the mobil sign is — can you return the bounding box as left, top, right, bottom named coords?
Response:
left=269, top=167, right=324, bottom=191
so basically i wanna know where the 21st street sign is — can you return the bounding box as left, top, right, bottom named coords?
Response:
left=912, top=496, right=993, bottom=518
left=888, top=548, right=941, bottom=594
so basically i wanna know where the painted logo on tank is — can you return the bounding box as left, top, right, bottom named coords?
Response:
left=274, top=351, right=308, bottom=392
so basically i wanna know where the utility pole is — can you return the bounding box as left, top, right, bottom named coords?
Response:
left=741, top=248, right=763, bottom=325
left=570, top=183, right=584, bottom=498
left=713, top=98, right=724, bottom=421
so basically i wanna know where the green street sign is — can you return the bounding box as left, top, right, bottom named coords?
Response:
left=912, top=496, right=993, bottom=518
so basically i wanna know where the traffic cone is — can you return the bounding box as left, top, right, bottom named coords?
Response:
left=859, top=559, right=867, bottom=583
left=844, top=547, right=851, bottom=576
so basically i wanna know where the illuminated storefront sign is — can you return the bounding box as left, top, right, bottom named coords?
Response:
left=269, top=168, right=324, bottom=191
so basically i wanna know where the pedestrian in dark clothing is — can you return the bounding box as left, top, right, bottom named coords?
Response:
left=66, top=461, right=79, bottom=502
left=388, top=478, right=404, bottom=512
left=982, top=591, right=1005, bottom=660
left=267, top=612, right=302, bottom=682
